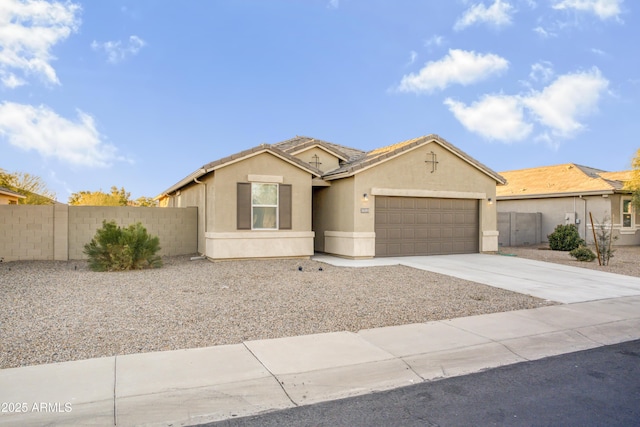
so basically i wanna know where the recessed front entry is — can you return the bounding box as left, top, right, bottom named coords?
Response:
left=375, top=196, right=479, bottom=256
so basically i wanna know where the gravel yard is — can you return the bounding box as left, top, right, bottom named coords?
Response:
left=1, top=256, right=554, bottom=369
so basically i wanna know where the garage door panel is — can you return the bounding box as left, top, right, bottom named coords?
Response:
left=429, top=213, right=441, bottom=224
left=403, top=213, right=416, bottom=224
left=388, top=198, right=403, bottom=209
left=376, top=196, right=478, bottom=256
left=387, top=228, right=402, bottom=239
left=389, top=213, right=403, bottom=224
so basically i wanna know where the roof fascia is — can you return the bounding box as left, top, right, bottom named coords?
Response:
left=325, top=137, right=506, bottom=184
left=497, top=189, right=616, bottom=200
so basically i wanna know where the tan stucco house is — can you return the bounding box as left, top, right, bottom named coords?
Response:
left=0, top=186, right=26, bottom=205
left=157, top=135, right=506, bottom=260
left=497, top=164, right=639, bottom=246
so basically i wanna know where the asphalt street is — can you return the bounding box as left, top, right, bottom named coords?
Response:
left=204, top=339, right=640, bottom=427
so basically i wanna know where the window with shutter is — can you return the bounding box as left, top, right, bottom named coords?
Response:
left=237, top=182, right=292, bottom=230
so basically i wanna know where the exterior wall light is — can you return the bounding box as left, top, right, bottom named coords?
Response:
left=363, top=193, right=369, bottom=202
left=488, top=197, right=493, bottom=205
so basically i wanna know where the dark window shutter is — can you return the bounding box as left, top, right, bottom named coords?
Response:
left=237, top=183, right=251, bottom=230
left=279, top=184, right=292, bottom=230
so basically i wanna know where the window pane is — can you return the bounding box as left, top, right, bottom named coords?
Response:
left=623, top=214, right=632, bottom=228
left=253, top=207, right=277, bottom=229
left=623, top=199, right=631, bottom=213
left=252, top=184, right=277, bottom=205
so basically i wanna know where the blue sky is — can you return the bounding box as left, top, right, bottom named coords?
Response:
left=0, top=0, right=637, bottom=202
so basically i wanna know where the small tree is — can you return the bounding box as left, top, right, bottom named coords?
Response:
left=0, top=168, right=56, bottom=204
left=593, top=216, right=617, bottom=266
left=548, top=224, right=585, bottom=251
left=84, top=220, right=162, bottom=271
left=70, top=186, right=132, bottom=206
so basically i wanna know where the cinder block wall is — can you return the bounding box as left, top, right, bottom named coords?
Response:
left=67, top=206, right=198, bottom=259
left=0, top=205, right=197, bottom=261
left=0, top=205, right=55, bottom=261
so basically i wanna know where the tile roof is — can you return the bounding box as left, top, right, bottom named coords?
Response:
left=160, top=134, right=506, bottom=196
left=160, top=144, right=323, bottom=195
left=0, top=186, right=26, bottom=198
left=273, top=135, right=365, bottom=162
left=322, top=134, right=506, bottom=184
left=497, top=163, right=632, bottom=198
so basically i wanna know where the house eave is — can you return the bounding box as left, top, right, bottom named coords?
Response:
left=159, top=168, right=207, bottom=197
left=497, top=189, right=618, bottom=200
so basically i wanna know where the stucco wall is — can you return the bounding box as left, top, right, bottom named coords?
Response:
left=212, top=152, right=313, bottom=233
left=496, top=195, right=640, bottom=245
left=293, top=146, right=341, bottom=173
left=0, top=205, right=197, bottom=261
left=171, top=176, right=211, bottom=254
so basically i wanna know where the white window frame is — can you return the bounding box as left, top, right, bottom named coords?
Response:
left=251, top=183, right=279, bottom=230
left=621, top=197, right=634, bottom=229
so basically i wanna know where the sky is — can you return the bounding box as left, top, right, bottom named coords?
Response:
left=0, top=0, right=638, bottom=202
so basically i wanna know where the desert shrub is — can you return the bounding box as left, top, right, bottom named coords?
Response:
left=84, top=220, right=162, bottom=271
left=569, top=246, right=596, bottom=262
left=548, top=224, right=585, bottom=251
left=593, top=215, right=617, bottom=265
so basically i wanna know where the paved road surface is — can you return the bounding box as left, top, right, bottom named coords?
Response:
left=204, top=339, right=640, bottom=427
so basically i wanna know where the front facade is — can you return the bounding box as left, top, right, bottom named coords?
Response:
left=158, top=135, right=506, bottom=260
left=497, top=164, right=639, bottom=246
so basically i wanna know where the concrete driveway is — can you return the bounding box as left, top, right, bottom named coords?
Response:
left=313, top=253, right=640, bottom=304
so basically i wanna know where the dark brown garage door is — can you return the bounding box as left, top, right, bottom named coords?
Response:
left=375, top=196, right=479, bottom=256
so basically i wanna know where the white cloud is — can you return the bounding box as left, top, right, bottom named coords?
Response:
left=424, top=35, right=445, bottom=49
left=328, top=0, right=339, bottom=9
left=0, top=102, right=126, bottom=167
left=91, top=35, right=146, bottom=64
left=522, top=67, right=609, bottom=137
left=444, top=67, right=609, bottom=142
left=445, top=95, right=533, bottom=141
left=1, top=73, right=26, bottom=88
left=533, top=26, right=557, bottom=37
left=454, top=0, right=515, bottom=31
left=0, top=0, right=81, bottom=88
left=552, top=0, right=622, bottom=20
left=397, top=49, right=509, bottom=94
left=408, top=51, right=418, bottom=65
left=529, top=61, right=554, bottom=82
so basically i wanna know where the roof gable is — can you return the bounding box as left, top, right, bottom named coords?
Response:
left=497, top=163, right=631, bottom=199
left=160, top=144, right=322, bottom=196
left=273, top=136, right=365, bottom=163
left=322, top=134, right=506, bottom=184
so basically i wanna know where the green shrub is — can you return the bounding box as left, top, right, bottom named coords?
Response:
left=569, top=246, right=596, bottom=262
left=548, top=224, right=585, bottom=251
left=84, top=220, right=162, bottom=271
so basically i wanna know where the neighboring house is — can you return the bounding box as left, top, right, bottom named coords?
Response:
left=497, top=164, right=639, bottom=246
left=157, top=135, right=506, bottom=260
left=0, top=186, right=26, bottom=205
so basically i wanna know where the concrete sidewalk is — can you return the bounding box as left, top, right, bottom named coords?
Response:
left=1, top=295, right=640, bottom=426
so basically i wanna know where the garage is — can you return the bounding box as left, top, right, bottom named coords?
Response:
left=375, top=196, right=479, bottom=256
